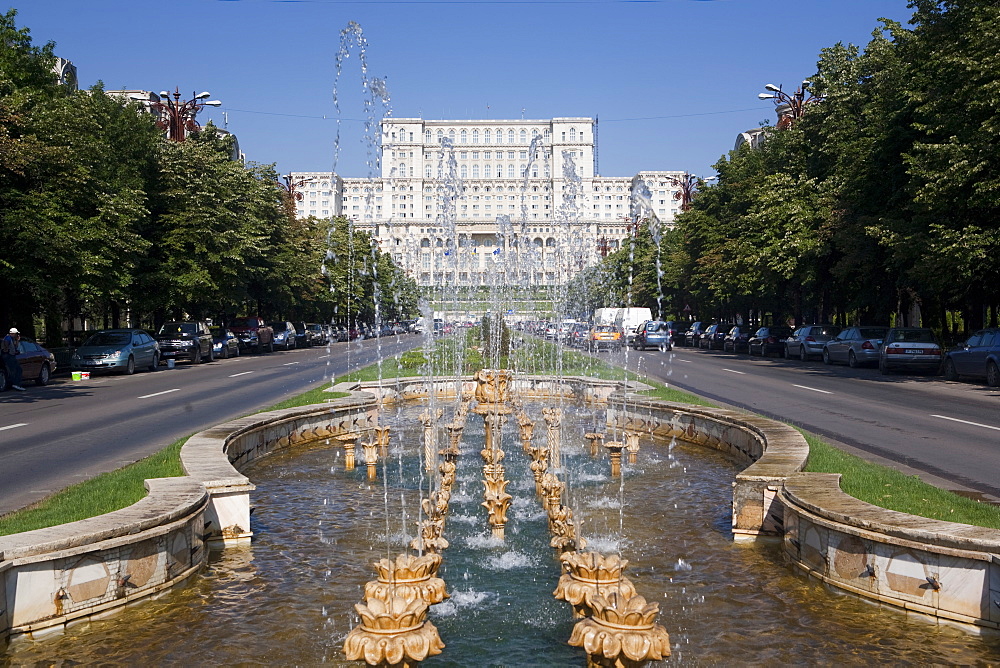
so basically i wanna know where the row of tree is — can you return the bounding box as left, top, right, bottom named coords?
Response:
left=569, top=0, right=999, bottom=339
left=0, top=9, right=418, bottom=344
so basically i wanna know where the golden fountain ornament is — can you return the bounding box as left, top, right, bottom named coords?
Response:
left=623, top=431, right=641, bottom=464
left=554, top=552, right=637, bottom=618
left=604, top=441, right=624, bottom=477
left=362, top=439, right=380, bottom=481
left=374, top=425, right=391, bottom=457
left=336, top=432, right=359, bottom=471
left=584, top=432, right=605, bottom=458
left=568, top=591, right=670, bottom=667
left=418, top=408, right=443, bottom=472
left=541, top=406, right=562, bottom=469
left=528, top=444, right=550, bottom=496
left=480, top=443, right=512, bottom=540
left=343, top=596, right=445, bottom=667
left=364, top=553, right=449, bottom=607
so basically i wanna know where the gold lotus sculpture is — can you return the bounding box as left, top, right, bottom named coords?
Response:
left=555, top=552, right=635, bottom=618
left=568, top=592, right=670, bottom=667
left=365, top=553, right=449, bottom=606
left=344, top=596, right=445, bottom=667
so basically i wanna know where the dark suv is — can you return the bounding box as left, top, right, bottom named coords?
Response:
left=155, top=321, right=215, bottom=363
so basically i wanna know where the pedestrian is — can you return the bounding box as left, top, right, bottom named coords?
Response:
left=2, top=327, right=26, bottom=391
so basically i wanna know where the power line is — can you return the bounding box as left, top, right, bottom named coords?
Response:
left=224, top=106, right=762, bottom=123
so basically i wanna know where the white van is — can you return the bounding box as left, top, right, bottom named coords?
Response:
left=614, top=308, right=653, bottom=344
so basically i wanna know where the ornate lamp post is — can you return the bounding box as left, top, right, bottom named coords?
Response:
left=668, top=173, right=716, bottom=212
left=279, top=174, right=314, bottom=202
left=758, top=80, right=822, bottom=130
left=150, top=87, right=221, bottom=141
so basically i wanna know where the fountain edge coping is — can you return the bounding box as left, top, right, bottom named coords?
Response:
left=781, top=472, right=1000, bottom=555
left=0, top=477, right=209, bottom=562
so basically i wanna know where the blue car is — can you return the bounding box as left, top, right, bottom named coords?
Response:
left=631, top=320, right=672, bottom=351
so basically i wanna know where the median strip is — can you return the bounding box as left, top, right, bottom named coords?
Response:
left=0, top=423, right=28, bottom=432
left=931, top=414, right=1000, bottom=432
left=229, top=371, right=254, bottom=377
left=138, top=389, right=181, bottom=399
left=791, top=384, right=833, bottom=395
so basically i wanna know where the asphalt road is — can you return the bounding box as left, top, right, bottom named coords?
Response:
left=0, top=335, right=421, bottom=516
left=609, top=343, right=1000, bottom=502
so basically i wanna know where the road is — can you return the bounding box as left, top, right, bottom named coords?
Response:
left=610, top=344, right=1000, bottom=502
left=0, top=336, right=420, bottom=516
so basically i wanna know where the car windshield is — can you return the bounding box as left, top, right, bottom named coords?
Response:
left=268, top=322, right=285, bottom=330
left=646, top=322, right=667, bottom=331
left=890, top=329, right=936, bottom=343
left=859, top=328, right=888, bottom=339
left=84, top=332, right=130, bottom=346
left=308, top=324, right=323, bottom=331
left=159, top=323, right=197, bottom=335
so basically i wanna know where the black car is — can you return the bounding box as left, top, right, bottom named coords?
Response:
left=684, top=322, right=705, bottom=347
left=155, top=321, right=215, bottom=363
left=663, top=320, right=691, bottom=347
left=722, top=325, right=753, bottom=353
left=211, top=327, right=241, bottom=359
left=699, top=323, right=734, bottom=350
left=293, top=321, right=313, bottom=347
left=747, top=325, right=793, bottom=357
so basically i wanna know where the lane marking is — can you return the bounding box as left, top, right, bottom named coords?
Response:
left=0, top=423, right=28, bottom=432
left=931, top=414, right=1000, bottom=432
left=229, top=371, right=254, bottom=378
left=791, top=384, right=833, bottom=395
left=282, top=362, right=300, bottom=366
left=138, top=389, right=180, bottom=399
left=675, top=359, right=692, bottom=363
left=722, top=368, right=746, bottom=375
left=317, top=354, right=331, bottom=359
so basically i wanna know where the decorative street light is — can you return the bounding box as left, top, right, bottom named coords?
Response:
left=150, top=87, right=222, bottom=141
left=757, top=80, right=822, bottom=129
left=279, top=174, right=315, bottom=202
left=668, top=174, right=715, bottom=212
left=596, top=235, right=610, bottom=258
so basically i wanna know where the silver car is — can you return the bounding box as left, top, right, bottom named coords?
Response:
left=822, top=326, right=888, bottom=368
left=784, top=324, right=841, bottom=361
left=879, top=327, right=942, bottom=374
left=71, top=329, right=160, bottom=375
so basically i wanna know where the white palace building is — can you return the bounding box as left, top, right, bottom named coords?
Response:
left=292, top=117, right=685, bottom=287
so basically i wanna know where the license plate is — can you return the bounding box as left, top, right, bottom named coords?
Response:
left=905, top=349, right=923, bottom=354
left=82, top=360, right=98, bottom=366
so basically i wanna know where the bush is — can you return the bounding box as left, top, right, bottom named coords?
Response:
left=400, top=350, right=428, bottom=369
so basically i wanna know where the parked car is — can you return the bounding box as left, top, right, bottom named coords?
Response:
left=308, top=323, right=330, bottom=344
left=335, top=325, right=350, bottom=342
left=588, top=325, right=623, bottom=352
left=747, top=325, right=793, bottom=357
left=684, top=322, right=705, bottom=347
left=822, top=326, right=889, bottom=368
left=211, top=327, right=241, bottom=359
left=270, top=321, right=297, bottom=351
left=155, top=321, right=215, bottom=363
left=230, top=316, right=274, bottom=353
left=722, top=325, right=753, bottom=353
left=698, top=323, right=733, bottom=350
left=0, top=338, right=57, bottom=390
left=784, top=325, right=842, bottom=361
left=569, top=323, right=591, bottom=348
left=663, top=321, right=691, bottom=347
left=71, top=329, right=160, bottom=375
left=879, top=327, right=943, bottom=374
left=942, top=327, right=1000, bottom=386
left=632, top=320, right=672, bottom=351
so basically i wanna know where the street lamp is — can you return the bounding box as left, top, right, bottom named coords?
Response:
left=279, top=174, right=315, bottom=202
left=757, top=80, right=822, bottom=129
left=150, top=87, right=222, bottom=141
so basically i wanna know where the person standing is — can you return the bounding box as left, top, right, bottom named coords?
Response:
left=2, top=327, right=26, bottom=391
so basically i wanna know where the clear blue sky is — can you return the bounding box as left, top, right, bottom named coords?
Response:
left=11, top=0, right=914, bottom=180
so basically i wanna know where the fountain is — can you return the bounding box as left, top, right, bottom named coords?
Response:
left=623, top=431, right=641, bottom=464
left=554, top=552, right=637, bottom=619
left=336, top=432, right=358, bottom=471
left=343, top=596, right=445, bottom=667
left=568, top=592, right=671, bottom=667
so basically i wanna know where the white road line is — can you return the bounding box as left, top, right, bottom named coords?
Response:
left=282, top=362, right=300, bottom=366
left=317, top=354, right=331, bottom=359
left=722, top=368, right=746, bottom=375
left=229, top=371, right=254, bottom=377
left=138, top=389, right=180, bottom=399
left=931, top=414, right=1000, bottom=432
left=792, top=384, right=833, bottom=395
left=676, top=359, right=692, bottom=363
left=0, top=423, right=28, bottom=432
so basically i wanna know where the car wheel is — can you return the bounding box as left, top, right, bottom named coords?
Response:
left=220, top=345, right=229, bottom=359
left=942, top=358, right=958, bottom=381
left=148, top=353, right=159, bottom=372
left=822, top=348, right=831, bottom=365
left=234, top=344, right=240, bottom=357
left=987, top=360, right=1000, bottom=388
left=207, top=346, right=215, bottom=362
left=191, top=347, right=200, bottom=363
left=36, top=362, right=50, bottom=386
left=799, top=346, right=808, bottom=362
left=124, top=355, right=135, bottom=375
left=879, top=358, right=890, bottom=375
left=0, top=368, right=9, bottom=392
left=848, top=351, right=858, bottom=369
